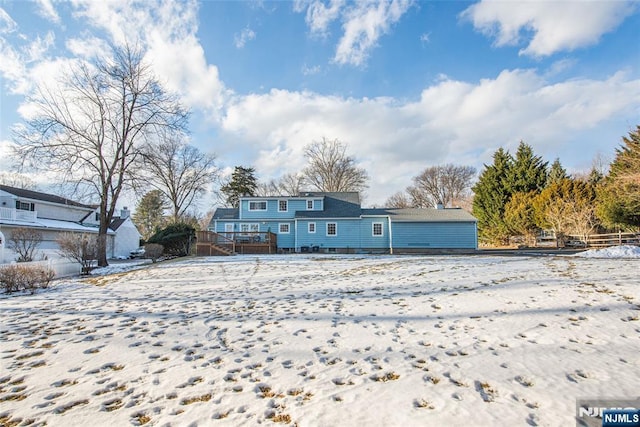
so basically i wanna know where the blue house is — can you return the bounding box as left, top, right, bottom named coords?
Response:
left=201, top=192, right=477, bottom=255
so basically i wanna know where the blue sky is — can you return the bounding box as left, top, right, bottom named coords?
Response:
left=1, top=0, right=639, bottom=208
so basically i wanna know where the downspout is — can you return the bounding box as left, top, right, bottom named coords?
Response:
left=388, top=215, right=393, bottom=255
left=294, top=218, right=298, bottom=252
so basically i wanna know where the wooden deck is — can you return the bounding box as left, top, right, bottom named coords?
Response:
left=196, top=231, right=277, bottom=256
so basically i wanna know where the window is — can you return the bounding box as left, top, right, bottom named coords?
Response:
left=308, top=222, right=316, bottom=234
left=240, top=223, right=259, bottom=233
left=279, top=223, right=290, bottom=234
left=326, top=222, right=337, bottom=236
left=95, top=212, right=100, bottom=221
left=249, top=201, right=267, bottom=211
left=372, top=222, right=383, bottom=236
left=278, top=200, right=288, bottom=212
left=15, top=201, right=34, bottom=211
left=306, top=200, right=314, bottom=210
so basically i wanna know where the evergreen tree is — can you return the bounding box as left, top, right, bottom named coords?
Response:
left=132, top=190, right=168, bottom=241
left=504, top=191, right=539, bottom=246
left=506, top=141, right=548, bottom=193
left=597, top=125, right=640, bottom=228
left=472, top=148, right=513, bottom=244
left=220, top=166, right=258, bottom=208
left=547, top=158, right=568, bottom=185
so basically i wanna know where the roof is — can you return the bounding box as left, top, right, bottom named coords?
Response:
left=109, top=217, right=127, bottom=231
left=212, top=208, right=239, bottom=220
left=295, top=192, right=362, bottom=218
left=363, top=207, right=477, bottom=222
left=0, top=216, right=115, bottom=234
left=0, top=184, right=95, bottom=210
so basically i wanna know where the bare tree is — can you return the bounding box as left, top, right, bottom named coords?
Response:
left=0, top=172, right=37, bottom=190
left=257, top=173, right=307, bottom=196
left=302, top=138, right=369, bottom=193
left=408, top=164, right=476, bottom=208
left=57, top=233, right=98, bottom=274
left=8, top=228, right=43, bottom=262
left=385, top=191, right=411, bottom=208
left=14, top=44, right=188, bottom=266
left=139, top=131, right=218, bottom=222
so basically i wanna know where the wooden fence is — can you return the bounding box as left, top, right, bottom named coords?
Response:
left=564, top=232, right=640, bottom=248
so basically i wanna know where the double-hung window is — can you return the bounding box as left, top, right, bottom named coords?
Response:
left=308, top=222, right=316, bottom=234
left=278, top=200, right=288, bottom=212
left=306, top=200, right=314, bottom=210
left=326, top=222, right=337, bottom=236
left=279, top=223, right=290, bottom=234
left=249, top=201, right=267, bottom=211
left=372, top=222, right=383, bottom=236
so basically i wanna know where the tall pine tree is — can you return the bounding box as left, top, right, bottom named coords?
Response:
left=547, top=158, right=568, bottom=185
left=472, top=148, right=513, bottom=244
left=506, top=141, right=548, bottom=194
left=132, top=190, right=168, bottom=241
left=597, top=125, right=640, bottom=228
left=220, top=166, right=258, bottom=208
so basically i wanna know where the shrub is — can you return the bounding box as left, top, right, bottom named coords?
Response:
left=144, top=243, right=164, bottom=263
left=147, top=222, right=195, bottom=256
left=8, top=228, right=43, bottom=262
left=0, top=264, right=55, bottom=294
left=57, top=233, right=98, bottom=275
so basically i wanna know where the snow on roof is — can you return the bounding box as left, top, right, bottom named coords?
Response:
left=0, top=217, right=115, bottom=234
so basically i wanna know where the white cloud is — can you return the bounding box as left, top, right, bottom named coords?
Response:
left=70, top=0, right=229, bottom=118
left=35, top=0, right=61, bottom=24
left=234, top=27, right=256, bottom=49
left=335, top=0, right=413, bottom=66
left=295, top=0, right=413, bottom=66
left=304, top=0, right=345, bottom=36
left=302, top=63, right=321, bottom=75
left=461, top=0, right=638, bottom=57
left=220, top=69, right=640, bottom=205
left=0, top=7, right=18, bottom=34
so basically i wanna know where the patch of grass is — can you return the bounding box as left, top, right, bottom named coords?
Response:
left=370, top=372, right=400, bottom=382
left=181, top=393, right=212, bottom=405
left=414, top=399, right=435, bottom=409
left=515, top=375, right=534, bottom=387
left=0, top=415, right=21, bottom=427
left=258, top=385, right=277, bottom=398
left=102, top=398, right=123, bottom=412
left=0, top=394, right=27, bottom=402
left=55, top=399, right=89, bottom=414
left=16, top=351, right=44, bottom=360
left=425, top=375, right=441, bottom=385
left=266, top=411, right=292, bottom=424
left=132, top=412, right=151, bottom=425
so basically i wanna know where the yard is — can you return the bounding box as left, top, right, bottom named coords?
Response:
left=1, top=251, right=638, bottom=426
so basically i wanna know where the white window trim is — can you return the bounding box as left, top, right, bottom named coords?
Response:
left=279, top=223, right=290, bottom=234
left=278, top=200, right=288, bottom=212
left=326, top=222, right=337, bottom=236
left=308, top=222, right=316, bottom=234
left=248, top=201, right=267, bottom=211
left=240, top=223, right=260, bottom=233
left=306, top=200, right=314, bottom=210
left=372, top=222, right=384, bottom=237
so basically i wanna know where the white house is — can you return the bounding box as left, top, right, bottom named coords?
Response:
left=0, top=184, right=141, bottom=263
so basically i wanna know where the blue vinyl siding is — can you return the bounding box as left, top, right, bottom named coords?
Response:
left=359, top=217, right=390, bottom=249
left=391, top=222, right=477, bottom=249
left=297, top=219, right=361, bottom=250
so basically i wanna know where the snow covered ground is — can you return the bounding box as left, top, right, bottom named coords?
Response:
left=1, top=250, right=638, bottom=426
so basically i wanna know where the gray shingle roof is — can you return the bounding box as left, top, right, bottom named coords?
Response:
left=0, top=184, right=95, bottom=209
left=295, top=192, right=362, bottom=218
left=363, top=207, right=476, bottom=222
left=212, top=208, right=239, bottom=220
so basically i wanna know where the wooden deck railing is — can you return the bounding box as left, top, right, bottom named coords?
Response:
left=196, top=231, right=277, bottom=255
